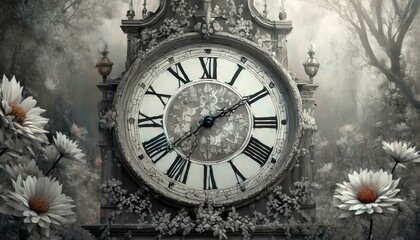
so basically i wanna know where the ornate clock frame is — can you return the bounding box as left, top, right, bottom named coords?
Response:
left=86, top=0, right=319, bottom=238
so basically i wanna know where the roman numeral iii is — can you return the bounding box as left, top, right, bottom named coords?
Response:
left=253, top=116, right=278, bottom=129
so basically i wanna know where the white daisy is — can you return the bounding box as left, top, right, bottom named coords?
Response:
left=334, top=169, right=403, bottom=218
left=40, top=145, right=73, bottom=176
left=0, top=75, right=49, bottom=155
left=0, top=175, right=76, bottom=237
left=53, top=132, right=85, bottom=162
left=382, top=140, right=420, bottom=165
left=3, top=158, right=43, bottom=180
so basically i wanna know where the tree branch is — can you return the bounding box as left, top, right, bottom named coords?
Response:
left=356, top=0, right=392, bottom=58
left=394, top=0, right=419, bottom=55
left=349, top=0, right=380, bottom=66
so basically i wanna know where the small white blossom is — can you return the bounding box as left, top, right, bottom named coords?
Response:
left=40, top=145, right=73, bottom=176
left=99, top=109, right=116, bottom=130
left=2, top=158, right=43, bottom=181
left=317, top=163, right=332, bottom=175
left=382, top=140, right=420, bottom=165
left=53, top=132, right=85, bottom=162
left=302, top=108, right=317, bottom=130
left=70, top=123, right=88, bottom=140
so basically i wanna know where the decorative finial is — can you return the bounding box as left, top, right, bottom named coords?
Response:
left=95, top=44, right=114, bottom=83
left=303, top=42, right=320, bottom=83
left=308, top=42, right=316, bottom=57
left=142, top=0, right=148, bottom=19
left=262, top=0, right=268, bottom=19
left=279, top=0, right=287, bottom=20
left=126, top=0, right=135, bottom=19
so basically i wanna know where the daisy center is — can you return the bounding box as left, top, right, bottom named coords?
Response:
left=11, top=104, right=26, bottom=123
left=357, top=186, right=377, bottom=203
left=29, top=196, right=49, bottom=214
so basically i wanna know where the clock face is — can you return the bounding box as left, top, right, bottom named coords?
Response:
left=115, top=37, right=301, bottom=206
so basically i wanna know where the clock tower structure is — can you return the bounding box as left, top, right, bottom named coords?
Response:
left=86, top=0, right=320, bottom=239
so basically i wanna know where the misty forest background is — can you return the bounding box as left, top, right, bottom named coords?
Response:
left=1, top=0, right=420, bottom=239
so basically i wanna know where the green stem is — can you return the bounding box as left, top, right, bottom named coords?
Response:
left=46, top=154, right=63, bottom=176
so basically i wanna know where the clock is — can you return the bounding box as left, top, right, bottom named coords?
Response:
left=115, top=33, right=302, bottom=206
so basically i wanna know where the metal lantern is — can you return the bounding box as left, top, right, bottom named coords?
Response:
left=95, top=49, right=113, bottom=82
left=303, top=43, right=320, bottom=83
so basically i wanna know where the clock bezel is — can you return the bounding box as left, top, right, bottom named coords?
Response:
left=114, top=32, right=303, bottom=207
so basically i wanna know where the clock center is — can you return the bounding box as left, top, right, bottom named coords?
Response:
left=203, top=116, right=215, bottom=128
left=163, top=80, right=253, bottom=164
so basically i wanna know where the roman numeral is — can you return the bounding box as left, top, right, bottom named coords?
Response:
left=167, top=63, right=191, bottom=86
left=138, top=112, right=163, bottom=128
left=167, top=155, right=191, bottom=184
left=229, top=161, right=246, bottom=184
left=253, top=116, right=278, bottom=129
left=243, top=137, right=273, bottom=166
left=245, top=87, right=269, bottom=105
left=143, top=133, right=171, bottom=163
left=226, top=64, right=244, bottom=85
left=199, top=57, right=218, bottom=79
left=203, top=165, right=217, bottom=190
left=145, top=86, right=171, bottom=106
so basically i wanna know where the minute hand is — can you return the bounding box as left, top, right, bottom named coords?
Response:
left=213, top=98, right=247, bottom=119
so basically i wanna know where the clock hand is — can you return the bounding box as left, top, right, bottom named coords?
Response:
left=213, top=97, right=247, bottom=119
left=185, top=130, right=201, bottom=159
left=170, top=98, right=246, bottom=150
left=171, top=121, right=204, bottom=148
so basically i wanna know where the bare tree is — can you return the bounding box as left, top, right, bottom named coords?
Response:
left=324, top=0, right=420, bottom=109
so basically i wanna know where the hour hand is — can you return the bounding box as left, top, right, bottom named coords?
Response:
left=172, top=120, right=204, bottom=148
